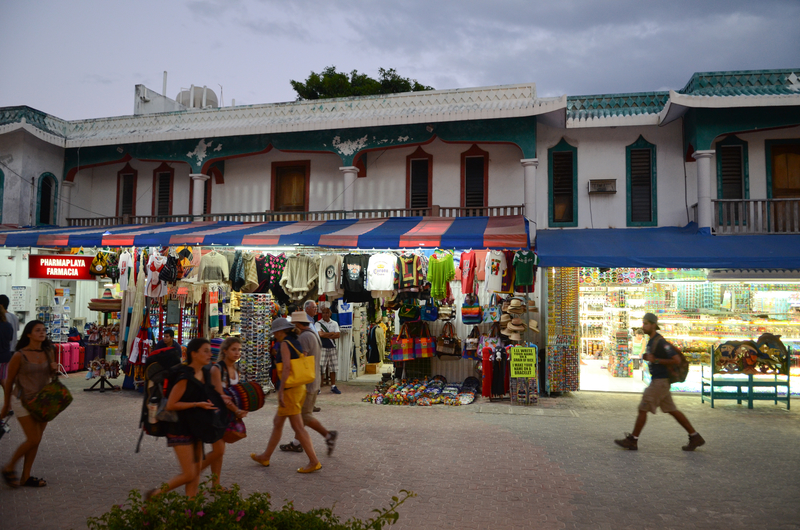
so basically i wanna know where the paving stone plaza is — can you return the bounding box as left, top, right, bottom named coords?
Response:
left=1, top=376, right=798, bottom=530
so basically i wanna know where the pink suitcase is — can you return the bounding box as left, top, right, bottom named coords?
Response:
left=64, top=344, right=75, bottom=373
left=68, top=343, right=80, bottom=372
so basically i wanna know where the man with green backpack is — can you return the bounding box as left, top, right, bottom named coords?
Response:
left=615, top=313, right=705, bottom=452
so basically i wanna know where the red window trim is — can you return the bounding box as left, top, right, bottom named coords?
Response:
left=116, top=162, right=138, bottom=217
left=270, top=160, right=311, bottom=212
left=188, top=169, right=216, bottom=215
left=460, top=144, right=489, bottom=208
left=405, top=146, right=433, bottom=209
left=151, top=162, right=174, bottom=216
left=354, top=152, right=368, bottom=179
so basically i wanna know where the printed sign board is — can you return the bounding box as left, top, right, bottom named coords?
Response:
left=28, top=255, right=96, bottom=281
left=510, top=346, right=538, bottom=378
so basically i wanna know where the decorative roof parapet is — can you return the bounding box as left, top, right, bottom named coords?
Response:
left=0, top=106, right=69, bottom=138
left=566, top=92, right=669, bottom=127
left=679, top=69, right=800, bottom=97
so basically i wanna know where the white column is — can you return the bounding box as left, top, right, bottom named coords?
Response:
left=692, top=150, right=714, bottom=230
left=521, top=158, right=539, bottom=236
left=339, top=166, right=359, bottom=213
left=60, top=180, right=75, bottom=225
left=189, top=173, right=210, bottom=218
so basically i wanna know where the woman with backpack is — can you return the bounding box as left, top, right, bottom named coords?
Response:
left=250, top=318, right=321, bottom=473
left=201, top=336, right=247, bottom=488
left=146, top=338, right=224, bottom=499
left=1, top=320, right=58, bottom=488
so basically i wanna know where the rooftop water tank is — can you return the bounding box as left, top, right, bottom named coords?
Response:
left=175, top=86, right=219, bottom=108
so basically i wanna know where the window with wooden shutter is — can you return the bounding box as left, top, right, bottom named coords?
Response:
left=117, top=163, right=138, bottom=217
left=715, top=136, right=749, bottom=226
left=410, top=159, right=429, bottom=209
left=156, top=172, right=171, bottom=216
left=271, top=161, right=310, bottom=213
left=460, top=145, right=488, bottom=211
left=626, top=136, right=657, bottom=227
left=719, top=145, right=744, bottom=199
left=549, top=139, right=578, bottom=227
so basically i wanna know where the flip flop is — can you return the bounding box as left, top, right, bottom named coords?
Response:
left=2, top=470, right=19, bottom=489
left=22, top=476, right=47, bottom=487
left=250, top=454, right=270, bottom=467
left=297, top=462, right=322, bottom=474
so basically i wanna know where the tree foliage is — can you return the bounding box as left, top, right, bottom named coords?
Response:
left=290, top=66, right=434, bottom=100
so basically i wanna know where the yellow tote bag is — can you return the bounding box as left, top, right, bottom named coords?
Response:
left=276, top=342, right=316, bottom=388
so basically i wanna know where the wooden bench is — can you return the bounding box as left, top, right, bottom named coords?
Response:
left=701, top=365, right=790, bottom=410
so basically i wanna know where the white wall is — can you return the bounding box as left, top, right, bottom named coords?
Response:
left=536, top=119, right=690, bottom=229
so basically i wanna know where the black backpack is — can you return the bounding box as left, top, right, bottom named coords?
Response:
left=135, top=348, right=182, bottom=452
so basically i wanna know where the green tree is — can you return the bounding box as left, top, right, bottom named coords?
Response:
left=290, top=66, right=433, bottom=100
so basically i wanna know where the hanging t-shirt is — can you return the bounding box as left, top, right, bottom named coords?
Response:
left=146, top=253, right=169, bottom=299
left=318, top=254, right=344, bottom=299
left=367, top=253, right=398, bottom=295
left=396, top=254, right=424, bottom=292
left=513, top=250, right=538, bottom=287
left=337, top=300, right=354, bottom=328
left=427, top=251, right=455, bottom=300
left=500, top=250, right=516, bottom=293
left=341, top=254, right=371, bottom=303
left=460, top=250, right=477, bottom=294
left=484, top=250, right=506, bottom=293
left=118, top=250, right=135, bottom=291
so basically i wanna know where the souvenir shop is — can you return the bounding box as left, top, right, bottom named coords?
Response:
left=0, top=216, right=546, bottom=405
left=536, top=226, right=800, bottom=395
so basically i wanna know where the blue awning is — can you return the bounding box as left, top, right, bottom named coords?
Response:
left=536, top=223, right=800, bottom=269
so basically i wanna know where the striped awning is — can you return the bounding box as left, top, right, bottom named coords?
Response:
left=0, top=216, right=530, bottom=250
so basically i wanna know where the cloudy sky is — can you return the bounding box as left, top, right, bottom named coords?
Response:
left=2, top=0, right=798, bottom=120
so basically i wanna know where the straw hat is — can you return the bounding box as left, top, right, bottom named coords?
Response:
left=511, top=317, right=526, bottom=327
left=507, top=305, right=525, bottom=314
left=500, top=313, right=511, bottom=325
left=289, top=311, right=311, bottom=325
left=101, top=288, right=116, bottom=300
left=507, top=331, right=522, bottom=342
left=529, top=319, right=540, bottom=333
left=509, top=299, right=523, bottom=309
left=270, top=318, right=296, bottom=335
left=500, top=326, right=511, bottom=336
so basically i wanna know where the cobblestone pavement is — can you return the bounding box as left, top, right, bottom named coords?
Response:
left=1, top=375, right=798, bottom=530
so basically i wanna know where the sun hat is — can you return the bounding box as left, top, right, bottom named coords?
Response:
left=509, top=299, right=523, bottom=308
left=507, top=331, right=521, bottom=342
left=500, top=313, right=512, bottom=324
left=529, top=319, right=540, bottom=333
left=270, top=318, right=295, bottom=335
left=101, top=288, right=116, bottom=300
left=507, top=305, right=525, bottom=314
left=289, top=311, right=311, bottom=325
left=510, top=317, right=526, bottom=327
left=642, top=313, right=660, bottom=330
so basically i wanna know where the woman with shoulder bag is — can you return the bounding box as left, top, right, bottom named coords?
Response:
left=146, top=338, right=222, bottom=500
left=2, top=320, right=58, bottom=488
left=250, top=318, right=320, bottom=473
left=202, top=337, right=247, bottom=488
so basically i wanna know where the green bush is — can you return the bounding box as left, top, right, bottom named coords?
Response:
left=87, top=480, right=415, bottom=530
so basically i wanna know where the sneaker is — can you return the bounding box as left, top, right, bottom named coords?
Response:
left=325, top=430, right=338, bottom=456
left=614, top=433, right=638, bottom=450
left=682, top=433, right=705, bottom=451
left=280, top=443, right=304, bottom=453
left=331, top=386, right=341, bottom=395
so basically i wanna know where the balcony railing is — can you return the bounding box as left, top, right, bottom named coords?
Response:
left=67, top=205, right=525, bottom=227
left=713, top=199, right=800, bottom=234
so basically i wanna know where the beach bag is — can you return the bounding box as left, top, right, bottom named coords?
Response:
left=661, top=339, right=690, bottom=384
left=436, top=322, right=462, bottom=360
left=89, top=252, right=109, bottom=276
left=224, top=381, right=266, bottom=412
left=414, top=323, right=435, bottom=359
left=159, top=254, right=179, bottom=284
left=223, top=418, right=247, bottom=444
left=276, top=341, right=316, bottom=388
left=23, top=376, right=73, bottom=423
left=461, top=293, right=482, bottom=325
left=480, top=322, right=502, bottom=351
left=464, top=326, right=481, bottom=360
left=420, top=299, right=439, bottom=322
left=483, top=294, right=501, bottom=323
left=398, top=300, right=420, bottom=323
left=390, top=324, right=415, bottom=362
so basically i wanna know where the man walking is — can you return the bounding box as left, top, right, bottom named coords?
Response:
left=316, top=303, right=341, bottom=394
left=615, top=313, right=705, bottom=451
left=0, top=295, right=19, bottom=352
left=281, top=311, right=338, bottom=455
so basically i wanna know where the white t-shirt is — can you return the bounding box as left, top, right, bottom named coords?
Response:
left=316, top=319, right=340, bottom=348
left=367, top=253, right=397, bottom=293
left=318, top=254, right=344, bottom=299
left=484, top=250, right=507, bottom=293
left=118, top=251, right=134, bottom=291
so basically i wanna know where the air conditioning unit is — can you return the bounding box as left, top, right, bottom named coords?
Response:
left=588, top=179, right=617, bottom=194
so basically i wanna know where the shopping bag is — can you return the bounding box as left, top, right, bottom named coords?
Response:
left=398, top=300, right=420, bottom=323
left=276, top=342, right=316, bottom=388
left=436, top=322, right=462, bottom=360
left=390, top=324, right=415, bottom=362
left=414, top=323, right=435, bottom=359
left=461, top=293, right=482, bottom=325
left=223, top=418, right=247, bottom=444
left=420, top=299, right=439, bottom=321
left=479, top=322, right=502, bottom=352
left=483, top=294, right=501, bottom=323
left=463, top=326, right=481, bottom=360
left=24, top=377, right=73, bottom=423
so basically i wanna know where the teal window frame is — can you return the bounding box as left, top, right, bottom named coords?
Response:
left=548, top=138, right=578, bottom=227
left=765, top=138, right=800, bottom=199
left=716, top=135, right=749, bottom=200
left=626, top=135, right=658, bottom=227
left=36, top=172, right=59, bottom=226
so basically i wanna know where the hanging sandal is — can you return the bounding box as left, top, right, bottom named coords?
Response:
left=2, top=470, right=19, bottom=489
left=22, top=476, right=47, bottom=487
left=280, top=443, right=303, bottom=453
left=297, top=462, right=322, bottom=474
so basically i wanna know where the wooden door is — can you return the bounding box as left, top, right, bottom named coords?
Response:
left=771, top=145, right=800, bottom=232
left=274, top=166, right=307, bottom=212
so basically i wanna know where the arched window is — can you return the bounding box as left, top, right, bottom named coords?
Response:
left=37, top=173, right=59, bottom=226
